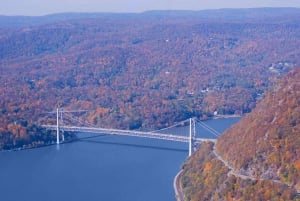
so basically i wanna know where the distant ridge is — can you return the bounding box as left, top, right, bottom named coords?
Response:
left=0, top=13, right=136, bottom=27
left=1, top=7, right=300, bottom=27
left=1, top=6, right=300, bottom=153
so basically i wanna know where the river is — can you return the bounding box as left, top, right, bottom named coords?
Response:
left=0, top=117, right=240, bottom=201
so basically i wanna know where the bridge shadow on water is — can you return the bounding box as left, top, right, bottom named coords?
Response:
left=75, top=134, right=188, bottom=153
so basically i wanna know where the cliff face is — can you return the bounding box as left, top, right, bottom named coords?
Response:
left=216, top=68, right=300, bottom=189
left=181, top=68, right=300, bottom=200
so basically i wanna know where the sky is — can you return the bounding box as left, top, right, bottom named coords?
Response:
left=1, top=0, right=300, bottom=16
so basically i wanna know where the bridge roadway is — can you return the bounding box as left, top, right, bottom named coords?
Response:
left=42, top=125, right=217, bottom=143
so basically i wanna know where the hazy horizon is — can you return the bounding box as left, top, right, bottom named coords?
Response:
left=1, top=0, right=300, bottom=16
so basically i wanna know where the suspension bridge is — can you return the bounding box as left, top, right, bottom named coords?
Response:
left=40, top=108, right=221, bottom=156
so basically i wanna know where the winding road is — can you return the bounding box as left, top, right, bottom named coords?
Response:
left=174, top=142, right=299, bottom=201
left=174, top=170, right=185, bottom=201
left=212, top=144, right=257, bottom=180
left=212, top=143, right=298, bottom=193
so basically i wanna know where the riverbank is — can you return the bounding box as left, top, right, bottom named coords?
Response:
left=174, top=170, right=184, bottom=201
left=0, top=141, right=55, bottom=153
left=173, top=116, right=243, bottom=200
left=0, top=137, right=77, bottom=153
left=213, top=114, right=243, bottom=119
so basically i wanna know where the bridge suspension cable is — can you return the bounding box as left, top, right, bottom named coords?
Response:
left=62, top=112, right=96, bottom=128
left=45, top=109, right=89, bottom=114
left=150, top=119, right=190, bottom=133
left=48, top=108, right=90, bottom=144
left=41, top=109, right=220, bottom=157
left=195, top=119, right=220, bottom=138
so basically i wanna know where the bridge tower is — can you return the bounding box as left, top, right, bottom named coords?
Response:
left=56, top=108, right=60, bottom=144
left=189, top=118, right=196, bottom=156
left=56, top=108, right=65, bottom=144
left=54, top=108, right=87, bottom=144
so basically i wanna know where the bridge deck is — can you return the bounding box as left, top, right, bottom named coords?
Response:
left=42, top=125, right=216, bottom=143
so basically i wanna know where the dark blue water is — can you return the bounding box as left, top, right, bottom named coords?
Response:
left=0, top=117, right=240, bottom=201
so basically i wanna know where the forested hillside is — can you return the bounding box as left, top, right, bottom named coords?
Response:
left=216, top=67, right=300, bottom=191
left=1, top=8, right=300, bottom=150
left=181, top=67, right=300, bottom=200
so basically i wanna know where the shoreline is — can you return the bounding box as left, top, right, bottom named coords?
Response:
left=212, top=114, right=243, bottom=119
left=0, top=142, right=55, bottom=153
left=173, top=115, right=242, bottom=200
left=174, top=170, right=184, bottom=201
left=0, top=138, right=77, bottom=153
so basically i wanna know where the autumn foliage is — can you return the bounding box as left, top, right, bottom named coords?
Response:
left=181, top=142, right=298, bottom=201
left=180, top=67, right=300, bottom=200
left=1, top=8, right=300, bottom=150
left=216, top=68, right=300, bottom=190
